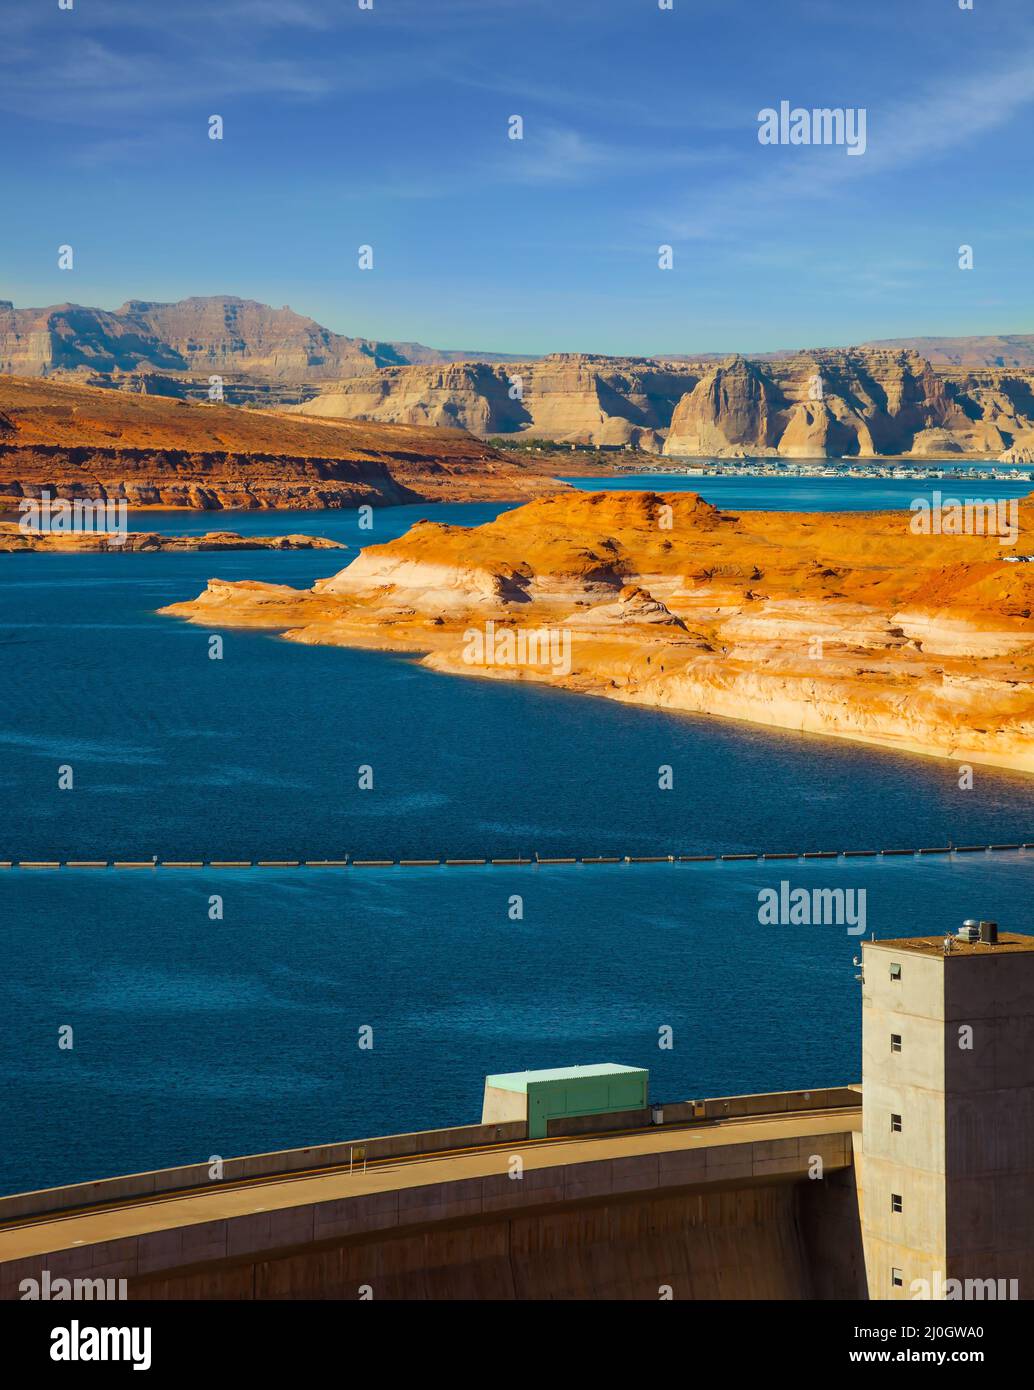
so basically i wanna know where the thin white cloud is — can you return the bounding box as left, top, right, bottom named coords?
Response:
left=0, top=4, right=446, bottom=123
left=667, top=47, right=1034, bottom=239
left=496, top=122, right=730, bottom=188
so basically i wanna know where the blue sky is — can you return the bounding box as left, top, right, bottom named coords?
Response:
left=2, top=0, right=1033, bottom=355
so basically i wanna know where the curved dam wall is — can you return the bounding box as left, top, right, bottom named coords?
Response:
left=130, top=1171, right=865, bottom=1301
left=0, top=1091, right=864, bottom=1303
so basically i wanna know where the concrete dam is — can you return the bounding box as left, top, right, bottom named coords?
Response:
left=1, top=928, right=1031, bottom=1301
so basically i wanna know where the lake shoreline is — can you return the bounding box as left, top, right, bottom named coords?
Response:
left=160, top=489, right=1034, bottom=777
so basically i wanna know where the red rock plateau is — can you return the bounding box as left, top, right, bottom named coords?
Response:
left=0, top=374, right=562, bottom=511
left=161, top=490, right=1034, bottom=772
left=0, top=525, right=344, bottom=553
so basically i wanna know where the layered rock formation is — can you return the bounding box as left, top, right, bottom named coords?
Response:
left=0, top=296, right=404, bottom=384
left=294, top=354, right=692, bottom=452
left=5, top=295, right=1033, bottom=457
left=0, top=526, right=344, bottom=553
left=860, top=334, right=1034, bottom=369
left=5, top=294, right=1033, bottom=458
left=0, top=375, right=561, bottom=510
left=663, top=356, right=781, bottom=455
left=0, top=296, right=524, bottom=403
left=160, top=490, right=1034, bottom=772
left=660, top=351, right=1033, bottom=459
left=297, top=348, right=1034, bottom=460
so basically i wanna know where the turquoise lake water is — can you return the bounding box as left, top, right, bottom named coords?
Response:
left=562, top=469, right=1034, bottom=512
left=1, top=474, right=1031, bottom=1193
left=3, top=855, right=1033, bottom=1195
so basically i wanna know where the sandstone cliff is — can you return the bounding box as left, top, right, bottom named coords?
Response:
left=0, top=296, right=524, bottom=404
left=662, top=355, right=781, bottom=455
left=294, top=354, right=699, bottom=451
left=0, top=375, right=561, bottom=510
left=6, top=294, right=1034, bottom=458
left=663, top=350, right=1028, bottom=459
left=6, top=295, right=1033, bottom=458
left=160, top=490, right=1034, bottom=772
left=296, top=348, right=1034, bottom=459
left=0, top=296, right=409, bottom=383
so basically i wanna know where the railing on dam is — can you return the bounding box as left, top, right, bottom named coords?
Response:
left=545, top=1085, right=861, bottom=1137
left=0, top=1085, right=861, bottom=1226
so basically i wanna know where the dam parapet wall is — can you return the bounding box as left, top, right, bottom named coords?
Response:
left=0, top=1115, right=860, bottom=1301
left=0, top=1085, right=861, bottom=1226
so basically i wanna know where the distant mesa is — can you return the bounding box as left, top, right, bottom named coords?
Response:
left=0, top=295, right=525, bottom=406
left=296, top=347, right=1034, bottom=462
left=859, top=333, right=1034, bottom=369
left=2, top=294, right=1033, bottom=459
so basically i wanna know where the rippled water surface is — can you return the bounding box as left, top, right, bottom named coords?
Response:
left=1, top=483, right=1030, bottom=1192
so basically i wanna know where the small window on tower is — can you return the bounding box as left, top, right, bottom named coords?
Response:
left=891, top=1033, right=902, bottom=1052
left=891, top=1113, right=902, bottom=1132
left=890, top=963, right=902, bottom=980
left=891, top=1193, right=903, bottom=1213
left=892, top=1268, right=903, bottom=1288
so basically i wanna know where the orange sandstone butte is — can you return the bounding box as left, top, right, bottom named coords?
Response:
left=160, top=490, right=1034, bottom=772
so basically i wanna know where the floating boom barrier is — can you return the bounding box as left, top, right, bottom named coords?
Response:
left=1, top=844, right=1031, bottom=870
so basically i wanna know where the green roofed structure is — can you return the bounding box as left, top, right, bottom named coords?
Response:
left=482, top=1063, right=649, bottom=1139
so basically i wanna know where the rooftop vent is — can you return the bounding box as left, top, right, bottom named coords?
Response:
left=957, top=919, right=998, bottom=944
